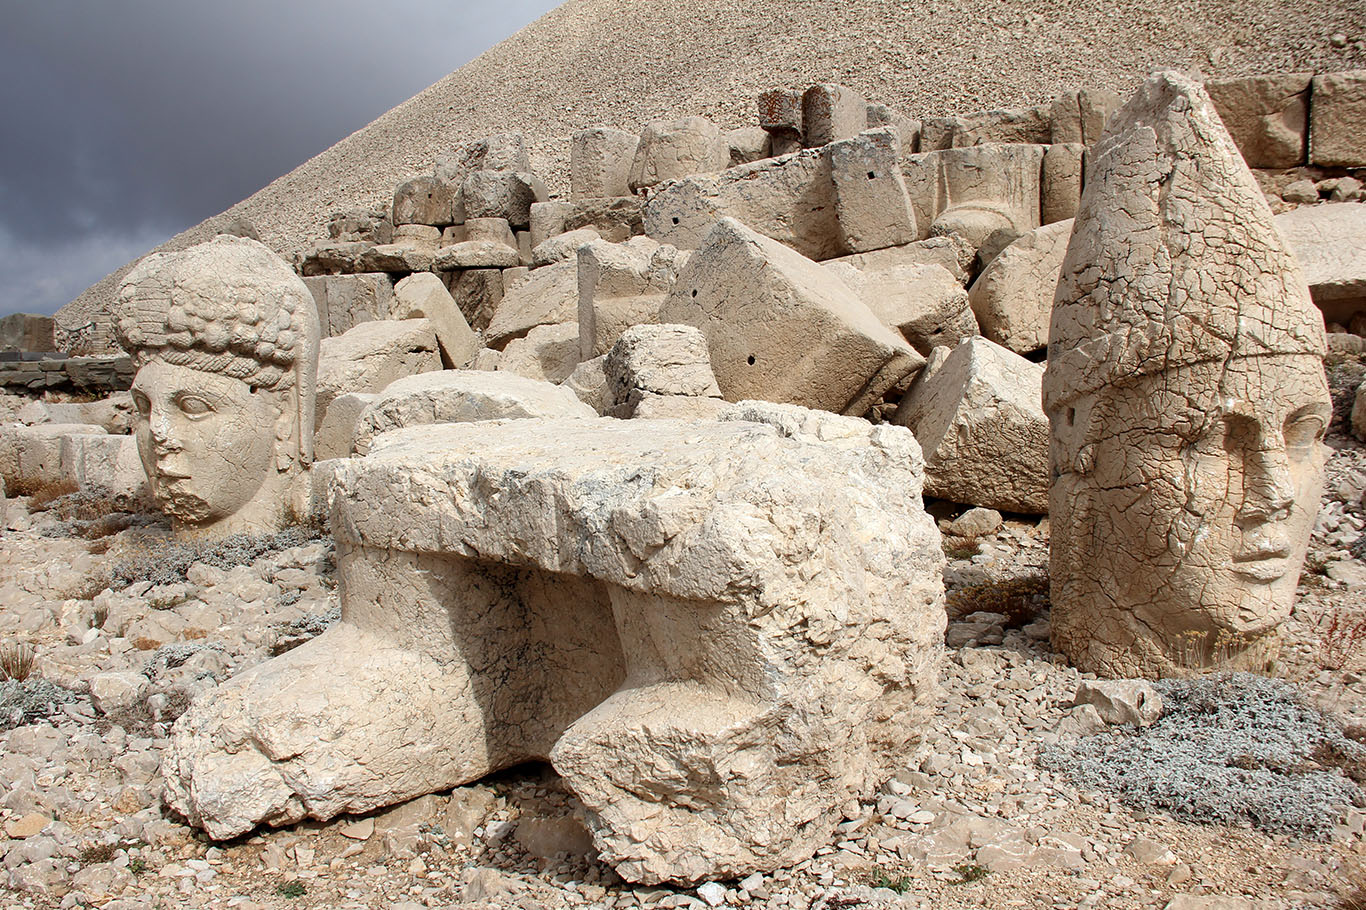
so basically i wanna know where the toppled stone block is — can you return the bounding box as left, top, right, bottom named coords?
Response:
left=19, top=392, right=132, bottom=434
left=565, top=197, right=647, bottom=243
left=353, top=370, right=595, bottom=453
left=563, top=355, right=608, bottom=413
left=1274, top=202, right=1366, bottom=325
left=931, top=144, right=1044, bottom=258
left=393, top=273, right=479, bottom=369
left=571, top=127, right=639, bottom=199
left=531, top=227, right=601, bottom=268
left=802, top=84, right=865, bottom=147
left=725, top=126, right=772, bottom=166
left=967, top=219, right=1072, bottom=355
left=644, top=149, right=842, bottom=260
left=827, top=128, right=917, bottom=253
left=603, top=324, right=723, bottom=418
left=497, top=323, right=582, bottom=385
left=0, top=313, right=55, bottom=353
left=464, top=217, right=516, bottom=247
left=866, top=103, right=921, bottom=151
left=327, top=209, right=394, bottom=244
left=659, top=218, right=923, bottom=415
left=446, top=268, right=504, bottom=334
left=359, top=243, right=435, bottom=273
left=825, top=234, right=975, bottom=286
left=1048, top=88, right=1121, bottom=146
left=1205, top=73, right=1310, bottom=168
left=303, top=274, right=395, bottom=337
left=435, top=133, right=532, bottom=184
left=825, top=261, right=977, bottom=355
left=314, top=392, right=375, bottom=460
left=893, top=336, right=1048, bottom=513
left=758, top=89, right=803, bottom=148
left=59, top=433, right=149, bottom=506
left=0, top=424, right=108, bottom=494
left=628, top=117, right=729, bottom=192
left=1072, top=680, right=1163, bottom=727
left=1310, top=70, right=1366, bottom=166
left=462, top=172, right=546, bottom=229
left=162, top=411, right=945, bottom=885
left=1042, top=143, right=1084, bottom=224
left=946, top=106, right=1052, bottom=147
left=315, top=319, right=441, bottom=442
left=393, top=224, right=441, bottom=248
left=485, top=259, right=579, bottom=349
left=393, top=176, right=458, bottom=227
left=432, top=241, right=520, bottom=270
left=577, top=237, right=683, bottom=358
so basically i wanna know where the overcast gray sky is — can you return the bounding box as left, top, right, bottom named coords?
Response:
left=0, top=0, right=562, bottom=319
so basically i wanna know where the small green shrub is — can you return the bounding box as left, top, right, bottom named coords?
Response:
left=951, top=863, right=988, bottom=884
left=276, top=880, right=306, bottom=898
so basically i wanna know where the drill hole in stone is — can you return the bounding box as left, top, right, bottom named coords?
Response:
left=747, top=355, right=756, bottom=365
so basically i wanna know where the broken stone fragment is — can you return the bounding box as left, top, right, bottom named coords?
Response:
left=603, top=323, right=722, bottom=418
left=576, top=237, right=683, bottom=358
left=497, top=323, right=582, bottom=385
left=826, top=128, right=918, bottom=253
left=824, top=260, right=977, bottom=355
left=531, top=227, right=601, bottom=268
left=1041, top=143, right=1084, bottom=224
left=801, top=84, right=866, bottom=147
left=1274, top=202, right=1366, bottom=326
left=1309, top=69, right=1366, bottom=167
left=628, top=117, right=729, bottom=192
left=659, top=217, right=924, bottom=415
left=1204, top=72, right=1310, bottom=168
left=893, top=336, right=1048, bottom=514
left=484, top=259, right=579, bottom=349
left=1072, top=680, right=1163, bottom=727
left=967, top=219, right=1073, bottom=356
left=392, top=273, right=479, bottom=369
left=571, top=127, right=639, bottom=200
left=392, top=176, right=458, bottom=227
left=352, top=369, right=595, bottom=453
left=930, top=144, right=1044, bottom=260
left=314, top=319, right=441, bottom=446
left=161, top=412, right=945, bottom=886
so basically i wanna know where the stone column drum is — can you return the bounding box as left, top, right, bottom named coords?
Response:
left=162, top=405, right=946, bottom=884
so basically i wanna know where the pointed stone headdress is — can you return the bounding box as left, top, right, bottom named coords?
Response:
left=1043, top=71, right=1325, bottom=413
left=115, top=234, right=320, bottom=464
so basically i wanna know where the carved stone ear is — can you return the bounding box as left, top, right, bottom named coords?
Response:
left=274, top=394, right=297, bottom=472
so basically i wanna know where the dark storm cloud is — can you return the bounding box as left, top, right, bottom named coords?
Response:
left=0, top=0, right=562, bottom=317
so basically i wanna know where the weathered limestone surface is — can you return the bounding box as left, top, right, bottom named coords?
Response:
left=930, top=143, right=1044, bottom=256
left=0, top=313, right=56, bottom=352
left=826, top=128, right=917, bottom=253
left=58, top=433, right=149, bottom=506
left=893, top=337, right=1048, bottom=513
left=825, top=234, right=975, bottom=286
left=802, top=84, right=866, bottom=147
left=392, top=176, right=458, bottom=227
left=392, top=273, right=479, bottom=369
left=602, top=324, right=723, bottom=418
left=1045, top=72, right=1330, bottom=678
left=1309, top=70, right=1366, bottom=167
left=1204, top=72, right=1310, bottom=168
left=447, top=269, right=503, bottom=334
left=1041, top=143, right=1084, bottom=224
left=302, top=273, right=394, bottom=338
left=485, top=260, right=579, bottom=349
left=577, top=238, right=685, bottom=358
left=115, top=236, right=321, bottom=537
left=967, top=219, right=1073, bottom=355
left=644, top=150, right=842, bottom=260
left=1353, top=381, right=1366, bottom=442
left=659, top=218, right=923, bottom=415
left=0, top=424, right=107, bottom=494
left=497, top=323, right=582, bottom=385
left=1274, top=203, right=1366, bottom=325
left=571, top=127, right=639, bottom=199
left=1049, top=88, right=1121, bottom=146
left=352, top=370, right=595, bottom=453
left=313, top=392, right=375, bottom=461
left=825, top=261, right=977, bottom=355
left=531, top=227, right=601, bottom=267
left=162, top=414, right=946, bottom=885
left=628, top=117, right=729, bottom=192
left=315, top=319, right=441, bottom=451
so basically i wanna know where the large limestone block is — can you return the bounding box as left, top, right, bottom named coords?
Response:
left=1205, top=73, right=1310, bottom=168
left=392, top=176, right=457, bottom=227
left=1045, top=73, right=1329, bottom=679
left=497, top=323, right=582, bottom=385
left=827, top=128, right=917, bottom=253
left=447, top=268, right=503, bottom=334
left=930, top=144, right=1044, bottom=256
left=0, top=424, right=108, bottom=494
left=1310, top=70, right=1366, bottom=166
left=392, top=273, right=478, bottom=369
left=302, top=273, right=395, bottom=337
left=967, top=219, right=1073, bottom=355
left=313, top=392, right=375, bottom=460
left=893, top=337, right=1048, bottom=513
left=644, top=150, right=842, bottom=260
left=825, top=261, right=977, bottom=355
left=462, top=172, right=546, bottom=229
left=59, top=434, right=148, bottom=506
left=1275, top=203, right=1366, bottom=325
left=758, top=88, right=804, bottom=154
left=725, top=126, right=772, bottom=166
left=431, top=241, right=520, bottom=270
left=485, top=259, right=579, bottom=349
left=603, top=324, right=722, bottom=418
left=1048, top=89, right=1121, bottom=146
left=561, top=197, right=646, bottom=244
left=571, top=127, right=639, bottom=199
left=802, top=84, right=866, bottom=147
left=162, top=413, right=945, bottom=886
left=825, top=234, right=975, bottom=286
left=435, top=133, right=531, bottom=182
left=352, top=369, right=595, bottom=453
left=577, top=237, right=684, bottom=358
left=19, top=393, right=133, bottom=435
left=659, top=218, right=924, bottom=415
left=531, top=227, right=601, bottom=268
left=940, top=106, right=1053, bottom=147
left=0, top=313, right=55, bottom=352
left=315, top=319, right=440, bottom=439
left=1041, top=143, right=1084, bottom=224
left=628, top=117, right=729, bottom=192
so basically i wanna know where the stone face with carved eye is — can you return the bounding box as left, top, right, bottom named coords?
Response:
left=130, top=359, right=285, bottom=532
left=1050, top=354, right=1331, bottom=675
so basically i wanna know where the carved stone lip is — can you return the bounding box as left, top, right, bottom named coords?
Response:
left=1231, top=537, right=1292, bottom=581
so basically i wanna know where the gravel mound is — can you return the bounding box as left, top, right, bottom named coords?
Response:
left=56, top=0, right=1366, bottom=345
left=1042, top=673, right=1366, bottom=838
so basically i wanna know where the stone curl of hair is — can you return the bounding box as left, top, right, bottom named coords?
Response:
left=114, top=237, right=314, bottom=393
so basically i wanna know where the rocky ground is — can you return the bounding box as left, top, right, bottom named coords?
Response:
left=0, top=367, right=1363, bottom=910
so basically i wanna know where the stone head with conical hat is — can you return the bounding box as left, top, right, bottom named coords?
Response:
left=116, top=235, right=320, bottom=537
left=1043, top=72, right=1330, bottom=677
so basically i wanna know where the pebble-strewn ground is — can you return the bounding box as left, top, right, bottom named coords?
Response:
left=56, top=0, right=1366, bottom=335
left=0, top=376, right=1362, bottom=910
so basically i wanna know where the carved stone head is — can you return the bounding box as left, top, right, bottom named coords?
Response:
left=115, top=235, right=320, bottom=537
left=1043, top=72, right=1330, bottom=677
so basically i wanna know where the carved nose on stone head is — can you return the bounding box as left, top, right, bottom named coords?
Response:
left=147, top=409, right=181, bottom=452
left=1238, top=446, right=1295, bottom=523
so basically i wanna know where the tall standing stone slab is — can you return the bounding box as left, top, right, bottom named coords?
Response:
left=826, top=128, right=918, bottom=253
left=1310, top=70, right=1366, bottom=167
left=161, top=413, right=945, bottom=885
left=1045, top=72, right=1329, bottom=678
left=659, top=218, right=924, bottom=415
left=801, top=84, right=866, bottom=147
